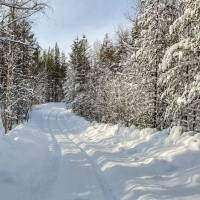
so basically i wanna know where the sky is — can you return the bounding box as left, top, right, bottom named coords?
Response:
left=32, top=0, right=135, bottom=54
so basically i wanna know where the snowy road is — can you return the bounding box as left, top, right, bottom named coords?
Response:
left=1, top=103, right=200, bottom=200
left=45, top=109, right=116, bottom=200
left=31, top=104, right=117, bottom=200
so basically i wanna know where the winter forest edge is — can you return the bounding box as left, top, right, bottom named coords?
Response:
left=0, top=0, right=200, bottom=134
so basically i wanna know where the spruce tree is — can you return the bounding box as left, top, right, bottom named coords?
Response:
left=160, top=0, right=200, bottom=130
left=66, top=35, right=91, bottom=117
left=0, top=0, right=46, bottom=133
left=125, top=0, right=179, bottom=128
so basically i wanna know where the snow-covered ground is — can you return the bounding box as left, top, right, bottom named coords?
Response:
left=0, top=103, right=200, bottom=200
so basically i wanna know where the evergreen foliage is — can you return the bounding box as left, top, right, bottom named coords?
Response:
left=1, top=0, right=199, bottom=133
left=64, top=0, right=200, bottom=132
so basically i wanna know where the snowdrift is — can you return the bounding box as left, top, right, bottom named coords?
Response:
left=0, top=103, right=200, bottom=200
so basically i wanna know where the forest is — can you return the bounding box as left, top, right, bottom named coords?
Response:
left=1, top=0, right=199, bottom=134
left=64, top=0, right=200, bottom=132
left=0, top=1, right=200, bottom=200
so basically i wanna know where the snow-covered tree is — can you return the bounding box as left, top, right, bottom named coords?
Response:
left=64, top=35, right=91, bottom=117
left=121, top=0, right=179, bottom=128
left=39, top=44, right=66, bottom=103
left=160, top=0, right=200, bottom=130
left=91, top=34, right=120, bottom=122
left=0, top=0, right=46, bottom=133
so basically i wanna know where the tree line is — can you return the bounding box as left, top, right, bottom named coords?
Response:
left=0, top=0, right=67, bottom=133
left=64, top=0, right=200, bottom=132
left=0, top=0, right=47, bottom=133
left=0, top=0, right=199, bottom=134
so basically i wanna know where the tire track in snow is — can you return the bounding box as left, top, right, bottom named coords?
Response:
left=47, top=109, right=105, bottom=200
left=43, top=108, right=62, bottom=158
left=24, top=107, right=63, bottom=200
left=54, top=109, right=118, bottom=200
left=36, top=108, right=63, bottom=196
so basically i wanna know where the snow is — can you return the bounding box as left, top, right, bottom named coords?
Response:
left=0, top=103, right=200, bottom=200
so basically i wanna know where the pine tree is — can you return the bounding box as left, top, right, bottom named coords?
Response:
left=160, top=0, right=200, bottom=130
left=40, top=44, right=66, bottom=102
left=124, top=0, right=179, bottom=128
left=0, top=0, right=46, bottom=133
left=54, top=43, right=66, bottom=102
left=65, top=35, right=91, bottom=117
left=92, top=34, right=118, bottom=122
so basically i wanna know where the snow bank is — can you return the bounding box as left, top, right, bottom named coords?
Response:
left=69, top=123, right=200, bottom=200
left=0, top=107, right=61, bottom=200
left=0, top=103, right=200, bottom=200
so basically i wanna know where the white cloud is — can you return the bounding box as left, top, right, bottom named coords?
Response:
left=32, top=0, right=134, bottom=53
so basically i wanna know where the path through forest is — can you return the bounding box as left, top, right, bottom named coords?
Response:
left=1, top=103, right=200, bottom=200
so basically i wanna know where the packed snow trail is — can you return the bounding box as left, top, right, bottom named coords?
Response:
left=46, top=108, right=116, bottom=200
left=0, top=103, right=200, bottom=200
left=31, top=104, right=117, bottom=200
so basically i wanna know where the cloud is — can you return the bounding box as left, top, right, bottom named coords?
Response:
left=32, top=0, right=134, bottom=54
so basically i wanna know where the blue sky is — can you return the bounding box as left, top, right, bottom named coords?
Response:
left=32, top=0, right=135, bottom=54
